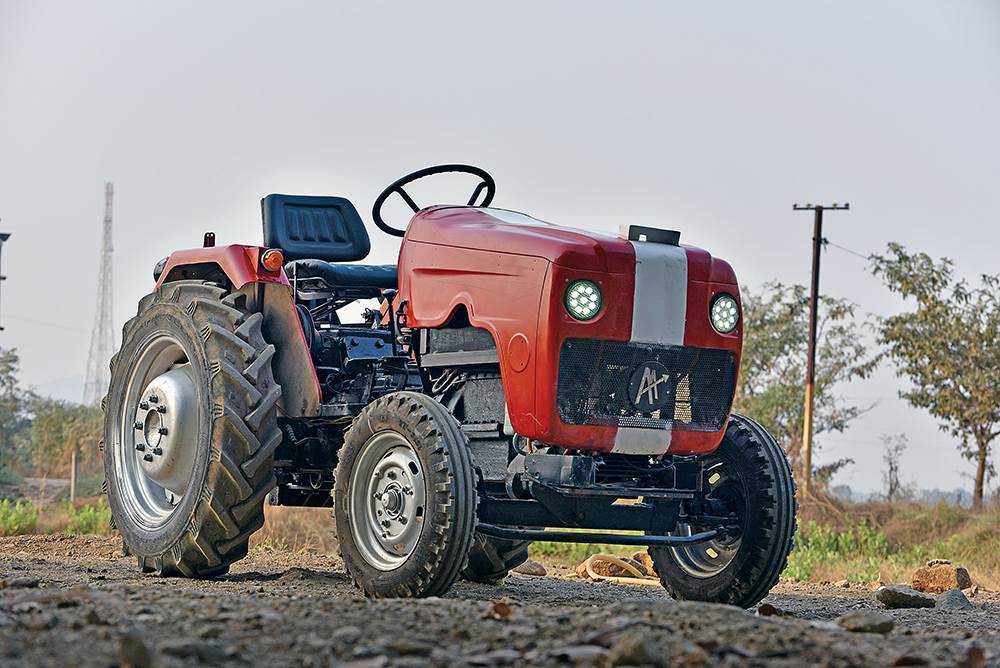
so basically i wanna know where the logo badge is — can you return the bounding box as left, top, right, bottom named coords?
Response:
left=627, top=361, right=672, bottom=413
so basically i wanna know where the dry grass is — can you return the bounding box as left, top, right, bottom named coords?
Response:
left=250, top=504, right=338, bottom=554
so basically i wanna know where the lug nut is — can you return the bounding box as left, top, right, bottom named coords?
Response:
left=398, top=517, right=407, bottom=525
left=133, top=421, right=143, bottom=430
left=143, top=453, right=154, bottom=462
left=381, top=520, right=391, bottom=528
left=157, top=405, right=167, bottom=414
left=403, top=486, right=413, bottom=495
left=158, top=427, right=168, bottom=435
left=149, top=394, right=159, bottom=403
left=139, top=401, right=149, bottom=410
left=135, top=443, right=146, bottom=452
left=387, top=471, right=397, bottom=480
left=152, top=447, right=163, bottom=456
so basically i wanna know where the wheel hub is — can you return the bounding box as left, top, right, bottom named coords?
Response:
left=133, top=365, right=199, bottom=497
left=350, top=432, right=427, bottom=570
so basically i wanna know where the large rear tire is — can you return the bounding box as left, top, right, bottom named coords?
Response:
left=103, top=281, right=282, bottom=577
left=335, top=392, right=477, bottom=598
left=649, top=414, right=796, bottom=608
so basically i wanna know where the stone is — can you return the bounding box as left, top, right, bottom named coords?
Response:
left=512, top=559, right=547, bottom=577
left=118, top=629, right=155, bottom=668
left=160, top=640, right=230, bottom=664
left=876, top=584, right=936, bottom=609
left=834, top=579, right=850, bottom=588
left=936, top=588, right=975, bottom=610
left=756, top=602, right=792, bottom=617
left=464, top=648, right=522, bottom=666
left=837, top=610, right=895, bottom=634
left=609, top=631, right=659, bottom=666
left=0, top=577, right=39, bottom=589
left=910, top=562, right=972, bottom=594
left=550, top=644, right=609, bottom=664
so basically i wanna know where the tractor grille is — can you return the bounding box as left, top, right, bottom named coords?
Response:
left=557, top=338, right=737, bottom=432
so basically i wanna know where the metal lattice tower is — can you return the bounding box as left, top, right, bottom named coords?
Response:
left=83, top=182, right=115, bottom=405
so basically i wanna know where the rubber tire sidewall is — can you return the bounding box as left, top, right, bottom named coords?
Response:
left=104, top=303, right=212, bottom=558
left=335, top=392, right=476, bottom=598
left=650, top=414, right=796, bottom=608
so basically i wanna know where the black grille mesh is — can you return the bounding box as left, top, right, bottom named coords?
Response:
left=557, top=338, right=737, bottom=432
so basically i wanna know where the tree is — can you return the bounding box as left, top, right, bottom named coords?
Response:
left=870, top=243, right=1000, bottom=510
left=0, top=348, right=35, bottom=477
left=733, top=282, right=877, bottom=484
left=881, top=433, right=910, bottom=505
left=27, top=398, right=104, bottom=478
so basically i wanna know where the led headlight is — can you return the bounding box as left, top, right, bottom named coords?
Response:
left=565, top=280, right=602, bottom=320
left=710, top=293, right=740, bottom=333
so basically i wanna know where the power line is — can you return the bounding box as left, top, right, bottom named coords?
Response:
left=5, top=314, right=91, bottom=333
left=824, top=239, right=871, bottom=261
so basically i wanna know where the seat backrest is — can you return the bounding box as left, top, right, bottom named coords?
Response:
left=261, top=194, right=370, bottom=262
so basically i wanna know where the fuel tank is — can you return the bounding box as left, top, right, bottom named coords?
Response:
left=398, top=206, right=742, bottom=456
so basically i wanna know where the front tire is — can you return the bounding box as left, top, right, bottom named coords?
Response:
left=649, top=414, right=796, bottom=608
left=335, top=392, right=477, bottom=598
left=103, top=281, right=282, bottom=577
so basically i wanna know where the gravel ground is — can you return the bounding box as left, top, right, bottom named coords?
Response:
left=1, top=534, right=997, bottom=667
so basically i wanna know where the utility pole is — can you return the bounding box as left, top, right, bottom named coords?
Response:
left=0, top=230, right=9, bottom=331
left=792, top=202, right=849, bottom=495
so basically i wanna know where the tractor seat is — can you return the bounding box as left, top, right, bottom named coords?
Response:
left=287, top=259, right=398, bottom=290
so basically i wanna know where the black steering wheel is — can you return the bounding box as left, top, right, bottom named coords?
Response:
left=372, top=164, right=496, bottom=238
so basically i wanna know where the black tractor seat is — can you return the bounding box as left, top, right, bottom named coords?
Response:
left=287, top=259, right=398, bottom=290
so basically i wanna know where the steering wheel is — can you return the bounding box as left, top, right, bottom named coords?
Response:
left=372, top=164, right=496, bottom=237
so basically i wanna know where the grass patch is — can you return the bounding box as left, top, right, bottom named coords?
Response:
left=0, top=499, right=38, bottom=535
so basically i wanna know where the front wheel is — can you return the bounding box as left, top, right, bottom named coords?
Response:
left=334, top=392, right=477, bottom=597
left=649, top=414, right=796, bottom=608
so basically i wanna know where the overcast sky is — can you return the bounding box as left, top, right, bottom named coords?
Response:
left=1, top=1, right=998, bottom=494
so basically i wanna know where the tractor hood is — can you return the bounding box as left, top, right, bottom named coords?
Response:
left=404, top=206, right=735, bottom=283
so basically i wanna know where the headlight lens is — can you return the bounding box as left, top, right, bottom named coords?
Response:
left=565, top=280, right=602, bottom=320
left=710, top=293, right=740, bottom=333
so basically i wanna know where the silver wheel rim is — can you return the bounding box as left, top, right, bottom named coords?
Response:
left=669, top=462, right=742, bottom=578
left=348, top=431, right=427, bottom=571
left=116, top=333, right=201, bottom=531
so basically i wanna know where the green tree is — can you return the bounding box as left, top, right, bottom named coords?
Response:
left=870, top=243, right=1000, bottom=509
left=0, top=348, right=35, bottom=478
left=733, top=282, right=877, bottom=484
left=27, top=398, right=104, bottom=478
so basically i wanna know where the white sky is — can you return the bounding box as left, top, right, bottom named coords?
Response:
left=1, top=1, right=998, bottom=494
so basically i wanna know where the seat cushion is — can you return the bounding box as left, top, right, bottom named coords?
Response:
left=262, top=194, right=371, bottom=262
left=287, top=259, right=398, bottom=290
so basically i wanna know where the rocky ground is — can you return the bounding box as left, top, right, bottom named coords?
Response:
left=1, top=535, right=997, bottom=667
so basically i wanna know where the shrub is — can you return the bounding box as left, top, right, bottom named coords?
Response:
left=0, top=499, right=38, bottom=535
left=65, top=498, right=112, bottom=535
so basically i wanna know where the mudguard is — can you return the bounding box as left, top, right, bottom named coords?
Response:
left=155, top=244, right=321, bottom=417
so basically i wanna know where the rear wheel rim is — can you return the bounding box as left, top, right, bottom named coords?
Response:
left=669, top=461, right=743, bottom=578
left=116, top=333, right=200, bottom=531
left=349, top=431, right=427, bottom=571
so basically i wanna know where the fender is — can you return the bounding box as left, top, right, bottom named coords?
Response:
left=156, top=244, right=321, bottom=417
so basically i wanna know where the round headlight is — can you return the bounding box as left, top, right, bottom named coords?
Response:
left=565, top=280, right=602, bottom=320
left=710, top=293, right=740, bottom=333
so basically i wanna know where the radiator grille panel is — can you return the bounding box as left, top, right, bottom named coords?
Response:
left=557, top=339, right=737, bottom=432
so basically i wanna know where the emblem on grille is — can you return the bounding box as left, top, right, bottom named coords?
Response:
left=627, top=361, right=672, bottom=413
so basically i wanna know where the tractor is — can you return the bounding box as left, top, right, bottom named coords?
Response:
left=103, top=164, right=796, bottom=607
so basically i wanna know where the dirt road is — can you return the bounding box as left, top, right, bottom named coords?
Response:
left=1, top=535, right=996, bottom=667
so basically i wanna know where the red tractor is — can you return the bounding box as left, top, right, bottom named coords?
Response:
left=103, top=165, right=796, bottom=607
